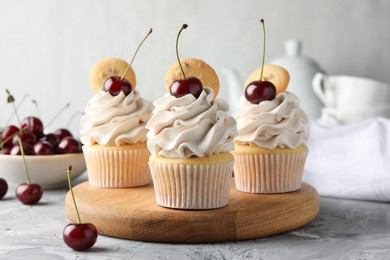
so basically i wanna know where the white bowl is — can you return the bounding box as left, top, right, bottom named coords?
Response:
left=0, top=153, right=86, bottom=189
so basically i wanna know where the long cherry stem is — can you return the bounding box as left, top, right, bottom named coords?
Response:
left=66, top=112, right=84, bottom=128
left=176, top=24, right=188, bottom=79
left=17, top=137, right=31, bottom=185
left=6, top=89, right=22, bottom=126
left=121, top=28, right=153, bottom=81
left=67, top=165, right=81, bottom=224
left=4, top=94, right=30, bottom=127
left=259, top=19, right=266, bottom=81
left=46, top=103, right=70, bottom=128
left=32, top=99, right=41, bottom=118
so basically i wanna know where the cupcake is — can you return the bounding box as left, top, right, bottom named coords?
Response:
left=81, top=55, right=153, bottom=188
left=233, top=64, right=309, bottom=193
left=146, top=24, right=237, bottom=209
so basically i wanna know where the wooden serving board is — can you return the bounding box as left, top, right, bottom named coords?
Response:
left=65, top=180, right=320, bottom=243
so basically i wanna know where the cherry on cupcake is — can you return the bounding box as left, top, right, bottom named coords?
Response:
left=170, top=24, right=203, bottom=99
left=63, top=165, right=98, bottom=251
left=244, top=19, right=276, bottom=104
left=104, top=28, right=153, bottom=97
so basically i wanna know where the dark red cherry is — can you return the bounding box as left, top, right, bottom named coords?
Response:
left=63, top=223, right=98, bottom=251
left=33, top=141, right=55, bottom=155
left=40, top=133, right=60, bottom=147
left=56, top=137, right=82, bottom=154
left=15, top=183, right=43, bottom=205
left=1, top=125, right=19, bottom=147
left=21, top=116, right=44, bottom=137
left=0, top=147, right=12, bottom=155
left=0, top=178, right=8, bottom=199
left=12, top=130, right=37, bottom=146
left=170, top=77, right=203, bottom=98
left=10, top=142, right=33, bottom=155
left=245, top=80, right=276, bottom=104
left=54, top=128, right=73, bottom=141
left=104, top=76, right=132, bottom=96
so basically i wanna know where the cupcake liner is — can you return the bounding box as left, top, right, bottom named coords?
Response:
left=149, top=161, right=234, bottom=209
left=233, top=150, right=308, bottom=193
left=83, top=145, right=151, bottom=188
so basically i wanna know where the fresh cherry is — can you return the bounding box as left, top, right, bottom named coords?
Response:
left=170, top=77, right=203, bottom=98
left=40, top=133, right=60, bottom=148
left=10, top=142, right=33, bottom=155
left=63, top=223, right=98, bottom=251
left=33, top=141, right=55, bottom=155
left=14, top=134, right=43, bottom=205
left=0, top=178, right=8, bottom=199
left=12, top=130, right=37, bottom=146
left=64, top=166, right=98, bottom=251
left=15, top=183, right=43, bottom=205
left=245, top=81, right=276, bottom=104
left=57, top=137, right=82, bottom=154
left=0, top=147, right=12, bottom=155
left=104, top=76, right=132, bottom=96
left=21, top=116, right=44, bottom=137
left=244, top=19, right=277, bottom=104
left=54, top=128, right=73, bottom=141
left=1, top=125, right=19, bottom=147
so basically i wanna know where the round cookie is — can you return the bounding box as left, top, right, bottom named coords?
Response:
left=164, top=58, right=220, bottom=98
left=89, top=58, right=136, bottom=93
left=244, top=64, right=290, bottom=94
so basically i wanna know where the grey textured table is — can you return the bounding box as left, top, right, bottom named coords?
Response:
left=1, top=173, right=389, bottom=260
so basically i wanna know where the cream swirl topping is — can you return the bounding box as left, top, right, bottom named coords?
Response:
left=80, top=90, right=153, bottom=146
left=235, top=91, right=309, bottom=149
left=146, top=88, right=237, bottom=158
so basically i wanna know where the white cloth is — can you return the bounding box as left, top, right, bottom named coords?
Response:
left=303, top=117, right=390, bottom=202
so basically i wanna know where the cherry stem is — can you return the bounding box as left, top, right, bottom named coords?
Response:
left=67, top=165, right=81, bottom=224
left=176, top=24, right=188, bottom=79
left=4, top=94, right=30, bottom=127
left=6, top=89, right=22, bottom=126
left=32, top=99, right=41, bottom=118
left=121, top=28, right=153, bottom=81
left=66, top=111, right=85, bottom=129
left=17, top=136, right=31, bottom=185
left=46, top=103, right=70, bottom=128
left=259, top=19, right=266, bottom=82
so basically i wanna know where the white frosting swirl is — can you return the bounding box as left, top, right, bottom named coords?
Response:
left=235, top=91, right=309, bottom=149
left=80, top=90, right=153, bottom=146
left=146, top=88, right=237, bottom=158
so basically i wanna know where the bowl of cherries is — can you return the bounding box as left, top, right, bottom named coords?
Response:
left=0, top=116, right=86, bottom=189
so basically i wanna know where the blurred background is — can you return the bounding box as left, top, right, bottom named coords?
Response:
left=0, top=0, right=389, bottom=135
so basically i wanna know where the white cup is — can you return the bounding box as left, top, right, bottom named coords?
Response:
left=312, top=73, right=390, bottom=110
left=321, top=105, right=390, bottom=124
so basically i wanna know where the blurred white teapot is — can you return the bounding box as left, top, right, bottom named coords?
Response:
left=270, top=40, right=324, bottom=118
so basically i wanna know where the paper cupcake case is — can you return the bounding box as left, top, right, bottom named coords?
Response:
left=83, top=145, right=151, bottom=188
left=233, top=150, right=308, bottom=193
left=149, top=161, right=234, bottom=209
